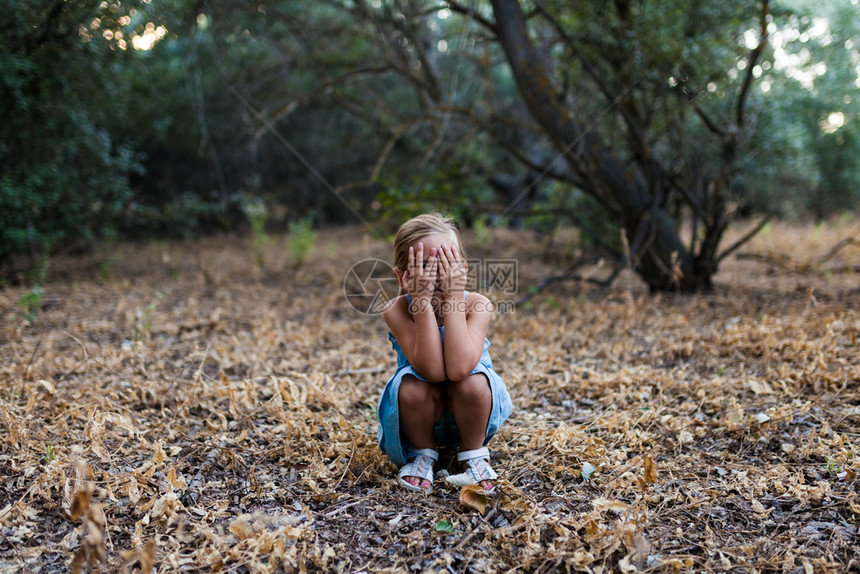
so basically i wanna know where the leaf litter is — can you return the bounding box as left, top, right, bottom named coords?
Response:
left=0, top=220, right=858, bottom=572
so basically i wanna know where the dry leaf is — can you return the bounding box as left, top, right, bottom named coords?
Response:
left=592, top=497, right=629, bottom=513
left=458, top=484, right=488, bottom=514
left=38, top=379, right=56, bottom=394
left=2, top=222, right=856, bottom=573
left=152, top=441, right=167, bottom=466
left=70, top=485, right=92, bottom=521
left=644, top=456, right=657, bottom=485
left=166, top=467, right=187, bottom=490
left=127, top=478, right=141, bottom=505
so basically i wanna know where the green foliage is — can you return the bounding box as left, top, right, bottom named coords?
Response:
left=473, top=216, right=493, bottom=252
left=133, top=291, right=163, bottom=341
left=376, top=165, right=493, bottom=225
left=17, top=286, right=44, bottom=324
left=242, top=196, right=269, bottom=267
left=41, top=443, right=56, bottom=464
left=434, top=519, right=455, bottom=534
left=286, top=215, right=318, bottom=267
left=0, top=2, right=142, bottom=271
left=581, top=461, right=597, bottom=482
left=0, top=0, right=857, bottom=278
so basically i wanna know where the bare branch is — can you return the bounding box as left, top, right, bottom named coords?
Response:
left=716, top=215, right=772, bottom=264
left=819, top=236, right=859, bottom=265
left=445, top=1, right=497, bottom=33
left=736, top=0, right=769, bottom=127
left=516, top=271, right=605, bottom=305
left=254, top=66, right=394, bottom=140
left=692, top=100, right=725, bottom=137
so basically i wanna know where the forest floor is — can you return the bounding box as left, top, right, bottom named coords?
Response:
left=1, top=217, right=859, bottom=573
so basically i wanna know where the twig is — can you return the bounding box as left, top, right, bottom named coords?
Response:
left=338, top=367, right=387, bottom=375
left=716, top=215, right=772, bottom=264
left=24, top=337, right=43, bottom=386
left=820, top=236, right=859, bottom=264
left=324, top=496, right=372, bottom=518
left=516, top=271, right=605, bottom=305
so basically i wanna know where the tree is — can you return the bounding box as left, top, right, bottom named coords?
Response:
left=483, top=0, right=776, bottom=291
left=0, top=1, right=141, bottom=271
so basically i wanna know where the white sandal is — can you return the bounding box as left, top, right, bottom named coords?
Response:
left=398, top=448, right=438, bottom=493
left=445, top=447, right=498, bottom=490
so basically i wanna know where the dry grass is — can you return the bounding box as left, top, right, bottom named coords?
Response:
left=1, top=217, right=858, bottom=573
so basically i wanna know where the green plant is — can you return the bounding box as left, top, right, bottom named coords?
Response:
left=244, top=197, right=269, bottom=267
left=17, top=286, right=44, bottom=324
left=286, top=215, right=317, bottom=266
left=473, top=216, right=492, bottom=253
left=42, top=443, right=55, bottom=463
left=435, top=519, right=455, bottom=534
left=98, top=257, right=114, bottom=282
left=134, top=291, right=164, bottom=341
left=365, top=402, right=379, bottom=422
left=824, top=459, right=841, bottom=478
left=581, top=461, right=596, bottom=481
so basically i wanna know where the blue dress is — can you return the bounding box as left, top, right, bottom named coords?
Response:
left=377, top=294, right=513, bottom=466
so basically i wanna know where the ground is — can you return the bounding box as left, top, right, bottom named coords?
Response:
left=0, top=218, right=858, bottom=573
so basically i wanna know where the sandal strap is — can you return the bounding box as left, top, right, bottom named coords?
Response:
left=445, top=447, right=497, bottom=487
left=464, top=457, right=497, bottom=482
left=408, top=447, right=439, bottom=462
left=399, top=448, right=438, bottom=487
left=456, top=447, right=489, bottom=463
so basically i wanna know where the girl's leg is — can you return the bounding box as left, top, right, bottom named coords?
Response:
left=398, top=375, right=444, bottom=488
left=446, top=373, right=494, bottom=490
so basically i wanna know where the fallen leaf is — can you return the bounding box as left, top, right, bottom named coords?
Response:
left=581, top=461, right=596, bottom=481
left=459, top=484, right=488, bottom=514
left=592, top=497, right=629, bottom=513
left=678, top=430, right=694, bottom=444
left=141, top=540, right=156, bottom=574
left=70, top=485, right=92, bottom=520
left=644, top=456, right=657, bottom=485
left=434, top=519, right=454, bottom=534
left=167, top=467, right=187, bottom=490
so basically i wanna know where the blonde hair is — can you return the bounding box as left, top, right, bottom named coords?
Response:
left=393, top=212, right=466, bottom=273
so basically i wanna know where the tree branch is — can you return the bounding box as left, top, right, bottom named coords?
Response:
left=692, top=100, right=725, bottom=137
left=445, top=1, right=497, bottom=33
left=716, top=215, right=772, bottom=264
left=516, top=269, right=606, bottom=305
left=254, top=66, right=396, bottom=140
left=736, top=0, right=769, bottom=127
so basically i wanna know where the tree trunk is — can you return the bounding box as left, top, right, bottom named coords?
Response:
left=490, top=0, right=707, bottom=291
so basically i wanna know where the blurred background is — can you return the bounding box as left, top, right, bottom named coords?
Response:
left=1, top=0, right=858, bottom=290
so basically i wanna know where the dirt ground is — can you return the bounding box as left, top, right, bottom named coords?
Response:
left=1, top=218, right=858, bottom=573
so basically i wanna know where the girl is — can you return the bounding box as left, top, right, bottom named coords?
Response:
left=378, top=213, right=513, bottom=493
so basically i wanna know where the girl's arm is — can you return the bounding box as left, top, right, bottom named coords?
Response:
left=384, top=243, right=447, bottom=382
left=441, top=292, right=492, bottom=381
left=384, top=297, right=447, bottom=382
left=437, top=243, right=491, bottom=381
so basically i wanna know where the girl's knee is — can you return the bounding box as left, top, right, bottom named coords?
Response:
left=399, top=376, right=443, bottom=407
left=446, top=374, right=490, bottom=404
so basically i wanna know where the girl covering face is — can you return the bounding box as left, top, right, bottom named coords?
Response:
left=377, top=212, right=513, bottom=493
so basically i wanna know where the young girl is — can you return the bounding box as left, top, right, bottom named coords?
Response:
left=377, top=213, right=513, bottom=493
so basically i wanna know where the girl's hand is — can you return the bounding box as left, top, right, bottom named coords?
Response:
left=404, top=243, right=438, bottom=308
left=437, top=243, right=467, bottom=297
